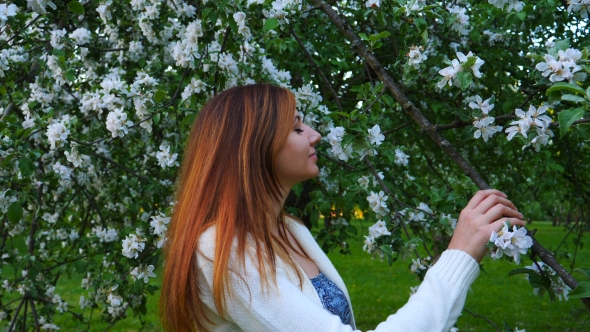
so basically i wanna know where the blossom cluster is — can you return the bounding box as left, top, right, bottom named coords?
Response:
left=535, top=48, right=585, bottom=83
left=525, top=262, right=572, bottom=301
left=327, top=127, right=353, bottom=161
left=567, top=0, right=590, bottom=18
left=149, top=212, right=171, bottom=248
left=437, top=51, right=485, bottom=88
left=363, top=220, right=391, bottom=254
left=488, top=222, right=533, bottom=264
left=469, top=95, right=503, bottom=142
left=488, top=0, right=525, bottom=13
left=505, top=105, right=554, bottom=151
left=121, top=234, right=146, bottom=259
left=410, top=256, right=432, bottom=273
left=366, top=191, right=390, bottom=217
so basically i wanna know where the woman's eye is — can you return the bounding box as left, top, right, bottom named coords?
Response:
left=295, top=128, right=304, bottom=133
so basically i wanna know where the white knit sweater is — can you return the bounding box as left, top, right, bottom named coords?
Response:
left=195, top=217, right=480, bottom=331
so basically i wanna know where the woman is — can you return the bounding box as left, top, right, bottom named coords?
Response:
left=160, top=84, right=524, bottom=331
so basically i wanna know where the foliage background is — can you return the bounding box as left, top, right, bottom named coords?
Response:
left=1, top=0, right=590, bottom=330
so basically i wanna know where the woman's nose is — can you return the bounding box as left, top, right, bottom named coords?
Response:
left=310, top=129, right=321, bottom=146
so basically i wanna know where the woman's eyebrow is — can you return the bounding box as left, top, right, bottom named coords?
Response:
left=293, top=115, right=301, bottom=124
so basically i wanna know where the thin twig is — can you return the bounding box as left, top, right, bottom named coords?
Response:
left=86, top=151, right=147, bottom=181
left=161, top=66, right=192, bottom=109
left=364, top=157, right=422, bottom=258
left=78, top=45, right=129, bottom=52
left=316, top=151, right=357, bottom=171
left=28, top=297, right=40, bottom=332
left=7, top=297, right=26, bottom=332
left=463, top=308, right=502, bottom=332
left=213, top=26, right=232, bottom=94
left=290, top=25, right=343, bottom=112
left=383, top=119, right=414, bottom=135
left=0, top=15, right=43, bottom=49
left=361, top=87, right=386, bottom=114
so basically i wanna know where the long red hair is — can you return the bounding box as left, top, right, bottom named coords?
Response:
left=160, top=84, right=303, bottom=331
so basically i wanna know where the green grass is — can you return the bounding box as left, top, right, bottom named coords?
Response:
left=2, top=222, right=589, bottom=331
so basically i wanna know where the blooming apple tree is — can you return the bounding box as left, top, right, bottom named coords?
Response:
left=1, top=0, right=590, bottom=330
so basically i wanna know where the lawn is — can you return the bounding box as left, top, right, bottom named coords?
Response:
left=2, top=221, right=588, bottom=331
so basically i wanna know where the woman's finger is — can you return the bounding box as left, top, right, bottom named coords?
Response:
left=464, top=189, right=507, bottom=210
left=482, top=204, right=523, bottom=224
left=472, top=195, right=518, bottom=216
left=490, top=217, right=526, bottom=231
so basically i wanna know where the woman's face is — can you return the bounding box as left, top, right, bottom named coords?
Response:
left=275, top=111, right=322, bottom=190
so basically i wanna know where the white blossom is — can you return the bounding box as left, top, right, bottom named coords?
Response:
left=105, top=108, right=133, bottom=138
left=0, top=4, right=18, bottom=23
left=155, top=144, right=179, bottom=169
left=447, top=6, right=470, bottom=35
left=46, top=120, right=70, bottom=150
left=473, top=117, right=503, bottom=142
left=366, top=0, right=381, bottom=8
left=468, top=95, right=494, bottom=115
left=368, top=124, right=385, bottom=146
left=394, top=148, right=409, bottom=166
left=129, top=264, right=156, bottom=283
left=358, top=176, right=370, bottom=190
left=489, top=223, right=533, bottom=264
left=407, top=45, right=427, bottom=68
left=0, top=190, right=17, bottom=213
left=525, top=262, right=572, bottom=301
left=69, top=28, right=92, bottom=45
left=367, top=191, right=390, bottom=216
left=368, top=220, right=391, bottom=238
left=121, top=234, right=146, bottom=259
left=567, top=0, right=590, bottom=18
left=535, top=48, right=584, bottom=83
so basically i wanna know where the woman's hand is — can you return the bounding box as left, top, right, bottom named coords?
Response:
left=448, top=189, right=525, bottom=263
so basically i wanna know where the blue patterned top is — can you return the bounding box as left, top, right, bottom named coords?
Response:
left=309, top=273, right=352, bottom=326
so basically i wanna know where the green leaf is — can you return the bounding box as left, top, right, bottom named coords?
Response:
left=379, top=244, right=393, bottom=256
left=413, top=18, right=427, bottom=32
left=569, top=281, right=590, bottom=299
left=508, top=268, right=538, bottom=277
left=292, top=182, right=303, bottom=197
left=68, top=1, right=85, bottom=14
left=18, top=157, right=34, bottom=178
left=457, top=72, right=473, bottom=91
left=574, top=268, right=590, bottom=280
left=8, top=201, right=23, bottom=223
left=516, top=11, right=526, bottom=21
left=65, top=69, right=76, bottom=82
left=561, top=94, right=586, bottom=103
left=469, top=29, right=481, bottom=43
left=558, top=107, right=584, bottom=138
left=154, top=90, right=166, bottom=103
left=263, top=18, right=279, bottom=32
left=546, top=82, right=586, bottom=96
left=153, top=113, right=161, bottom=125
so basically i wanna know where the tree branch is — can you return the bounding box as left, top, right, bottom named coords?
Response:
left=310, top=0, right=590, bottom=310
left=7, top=297, right=26, bottom=332
left=28, top=296, right=40, bottom=332
left=86, top=151, right=147, bottom=182
left=290, top=25, right=343, bottom=112
left=0, top=15, right=43, bottom=49
left=78, top=45, right=129, bottom=52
